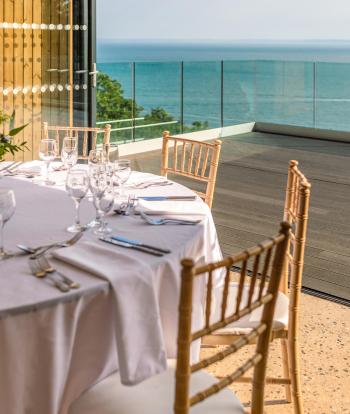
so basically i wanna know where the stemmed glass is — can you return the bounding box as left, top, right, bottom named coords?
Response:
left=61, top=137, right=78, bottom=170
left=66, top=169, right=89, bottom=233
left=39, top=139, right=57, bottom=185
left=93, top=186, right=115, bottom=236
left=0, top=189, right=16, bottom=260
left=88, top=148, right=105, bottom=167
left=113, top=159, right=131, bottom=195
left=89, top=167, right=107, bottom=229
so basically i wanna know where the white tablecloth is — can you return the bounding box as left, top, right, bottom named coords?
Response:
left=0, top=164, right=222, bottom=414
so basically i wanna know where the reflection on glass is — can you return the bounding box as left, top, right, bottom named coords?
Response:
left=184, top=61, right=221, bottom=131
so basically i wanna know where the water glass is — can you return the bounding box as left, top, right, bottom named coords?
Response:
left=66, top=169, right=89, bottom=233
left=88, top=169, right=107, bottom=227
left=88, top=149, right=105, bottom=168
left=93, top=187, right=115, bottom=236
left=39, top=138, right=57, bottom=185
left=0, top=189, right=16, bottom=260
left=61, top=137, right=78, bottom=170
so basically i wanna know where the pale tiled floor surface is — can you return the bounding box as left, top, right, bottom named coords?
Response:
left=201, top=294, right=350, bottom=414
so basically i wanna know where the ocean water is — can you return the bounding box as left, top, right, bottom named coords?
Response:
left=97, top=41, right=350, bottom=133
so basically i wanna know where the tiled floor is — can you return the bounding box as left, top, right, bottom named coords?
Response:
left=201, top=293, right=350, bottom=413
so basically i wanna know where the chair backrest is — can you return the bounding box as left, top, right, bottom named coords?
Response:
left=175, top=222, right=291, bottom=414
left=161, top=131, right=222, bottom=208
left=281, top=160, right=311, bottom=298
left=42, top=122, right=111, bottom=160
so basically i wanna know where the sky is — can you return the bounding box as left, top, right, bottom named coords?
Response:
left=97, top=0, right=350, bottom=41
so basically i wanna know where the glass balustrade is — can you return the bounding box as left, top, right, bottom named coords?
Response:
left=96, top=59, right=350, bottom=144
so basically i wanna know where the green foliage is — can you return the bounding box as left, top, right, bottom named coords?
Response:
left=144, top=107, right=175, bottom=123
left=96, top=71, right=211, bottom=143
left=0, top=110, right=28, bottom=161
left=96, top=72, right=143, bottom=122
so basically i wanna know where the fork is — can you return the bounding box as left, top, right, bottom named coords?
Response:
left=17, top=230, right=85, bottom=258
left=140, top=210, right=201, bottom=225
left=37, top=256, right=80, bottom=289
left=29, top=258, right=70, bottom=293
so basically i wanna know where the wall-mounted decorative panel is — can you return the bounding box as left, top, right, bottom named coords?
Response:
left=0, top=0, right=83, bottom=160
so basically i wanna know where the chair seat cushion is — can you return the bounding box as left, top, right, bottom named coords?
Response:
left=69, top=365, right=245, bottom=414
left=212, top=282, right=289, bottom=335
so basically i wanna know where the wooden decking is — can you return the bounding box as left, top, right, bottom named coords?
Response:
left=128, top=132, right=350, bottom=301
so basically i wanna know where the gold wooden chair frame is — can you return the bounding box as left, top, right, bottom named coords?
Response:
left=175, top=222, right=290, bottom=414
left=42, top=122, right=111, bottom=160
left=202, top=160, right=310, bottom=414
left=161, top=131, right=222, bottom=208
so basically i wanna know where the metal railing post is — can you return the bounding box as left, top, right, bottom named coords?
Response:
left=180, top=61, right=184, bottom=134
left=313, top=62, right=317, bottom=129
left=221, top=60, right=224, bottom=128
left=132, top=62, right=136, bottom=141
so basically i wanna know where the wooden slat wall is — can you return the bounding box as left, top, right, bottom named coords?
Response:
left=0, top=0, right=72, bottom=161
left=32, top=0, right=42, bottom=158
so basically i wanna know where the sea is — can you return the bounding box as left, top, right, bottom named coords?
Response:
left=97, top=40, right=350, bottom=131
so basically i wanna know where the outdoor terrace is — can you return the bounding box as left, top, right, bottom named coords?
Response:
left=128, top=129, right=350, bottom=301
left=126, top=128, right=350, bottom=413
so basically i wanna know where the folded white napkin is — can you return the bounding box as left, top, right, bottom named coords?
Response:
left=135, top=199, right=209, bottom=216
left=53, top=241, right=167, bottom=385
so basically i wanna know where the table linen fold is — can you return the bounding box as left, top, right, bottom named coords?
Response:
left=53, top=241, right=167, bottom=385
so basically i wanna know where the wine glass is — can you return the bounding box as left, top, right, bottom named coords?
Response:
left=61, top=137, right=78, bottom=170
left=0, top=189, right=16, bottom=260
left=114, top=159, right=131, bottom=195
left=93, top=186, right=115, bottom=236
left=89, top=168, right=108, bottom=228
left=66, top=169, right=89, bottom=233
left=88, top=149, right=105, bottom=168
left=39, top=139, right=57, bottom=185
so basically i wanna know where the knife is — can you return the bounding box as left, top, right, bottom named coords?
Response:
left=99, top=237, right=164, bottom=256
left=0, top=161, right=21, bottom=173
left=112, top=236, right=171, bottom=254
left=137, top=196, right=196, bottom=201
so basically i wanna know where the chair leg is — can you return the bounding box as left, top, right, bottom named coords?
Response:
left=288, top=336, right=304, bottom=413
left=281, top=339, right=292, bottom=402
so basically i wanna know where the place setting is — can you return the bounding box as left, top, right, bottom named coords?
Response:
left=0, top=143, right=209, bottom=296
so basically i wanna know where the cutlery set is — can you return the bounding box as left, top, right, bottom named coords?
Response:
left=100, top=236, right=171, bottom=257
left=14, top=232, right=85, bottom=293
left=139, top=210, right=201, bottom=226
left=131, top=180, right=173, bottom=189
left=0, top=162, right=37, bottom=178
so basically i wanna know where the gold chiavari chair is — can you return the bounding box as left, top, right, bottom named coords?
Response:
left=161, top=131, right=222, bottom=208
left=42, top=122, right=111, bottom=160
left=69, top=222, right=290, bottom=414
left=203, top=160, right=310, bottom=414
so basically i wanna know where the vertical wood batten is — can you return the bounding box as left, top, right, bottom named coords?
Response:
left=32, top=0, right=42, bottom=158
left=23, top=0, right=33, bottom=160
left=13, top=0, right=24, bottom=160
left=3, top=0, right=14, bottom=161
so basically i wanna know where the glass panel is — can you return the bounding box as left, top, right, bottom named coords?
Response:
left=134, top=62, right=181, bottom=141
left=316, top=62, right=350, bottom=131
left=183, top=61, right=221, bottom=131
left=255, top=61, right=314, bottom=127
left=96, top=62, right=133, bottom=143
left=223, top=61, right=255, bottom=125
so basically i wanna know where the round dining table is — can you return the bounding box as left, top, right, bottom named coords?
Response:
left=0, top=162, right=223, bottom=414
